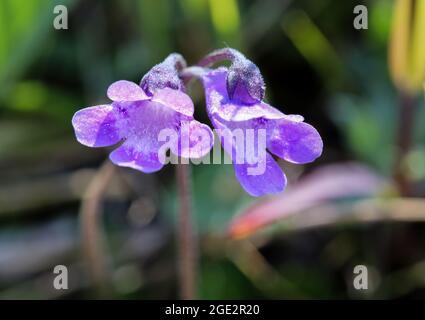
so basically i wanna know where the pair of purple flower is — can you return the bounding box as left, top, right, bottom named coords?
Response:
left=72, top=49, right=323, bottom=196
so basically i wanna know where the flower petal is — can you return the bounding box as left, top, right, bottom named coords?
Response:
left=113, top=100, right=181, bottom=149
left=72, top=104, right=120, bottom=147
left=152, top=87, right=194, bottom=116
left=177, top=120, right=214, bottom=159
left=234, top=153, right=287, bottom=197
left=109, top=143, right=164, bottom=173
left=212, top=97, right=287, bottom=122
left=267, top=119, right=323, bottom=164
left=107, top=80, right=148, bottom=101
left=110, top=100, right=184, bottom=172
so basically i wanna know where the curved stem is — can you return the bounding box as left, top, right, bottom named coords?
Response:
left=80, top=161, right=115, bottom=296
left=167, top=53, right=187, bottom=71
left=176, top=162, right=197, bottom=299
left=197, top=48, right=236, bottom=67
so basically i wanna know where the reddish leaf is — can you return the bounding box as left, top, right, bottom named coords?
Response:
left=228, top=163, right=386, bottom=238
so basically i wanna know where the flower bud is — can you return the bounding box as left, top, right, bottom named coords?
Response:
left=140, top=53, right=187, bottom=95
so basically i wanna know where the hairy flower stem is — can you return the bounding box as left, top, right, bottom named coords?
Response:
left=197, top=48, right=235, bottom=67
left=176, top=162, right=197, bottom=299
left=394, top=90, right=417, bottom=196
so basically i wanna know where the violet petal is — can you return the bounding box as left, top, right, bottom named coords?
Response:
left=267, top=118, right=323, bottom=164
left=113, top=100, right=180, bottom=156
left=109, top=143, right=164, bottom=173
left=234, top=153, right=287, bottom=197
left=72, top=104, right=121, bottom=147
left=152, top=87, right=194, bottom=116
left=107, top=80, right=148, bottom=101
left=177, top=120, right=214, bottom=159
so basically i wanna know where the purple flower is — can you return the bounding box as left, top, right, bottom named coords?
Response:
left=72, top=56, right=213, bottom=173
left=71, top=49, right=323, bottom=198
left=201, top=67, right=323, bottom=197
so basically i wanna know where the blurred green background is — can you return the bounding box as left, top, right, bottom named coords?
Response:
left=1, top=0, right=425, bottom=299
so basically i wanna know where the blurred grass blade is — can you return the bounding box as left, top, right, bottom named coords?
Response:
left=410, top=0, right=425, bottom=90
left=0, top=1, right=8, bottom=68
left=181, top=0, right=208, bottom=18
left=138, top=0, right=171, bottom=64
left=282, top=10, right=343, bottom=87
left=369, top=0, right=393, bottom=45
left=389, top=0, right=425, bottom=94
left=389, top=0, right=410, bottom=92
left=208, top=0, right=241, bottom=48
left=0, top=0, right=46, bottom=78
left=0, top=0, right=76, bottom=99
